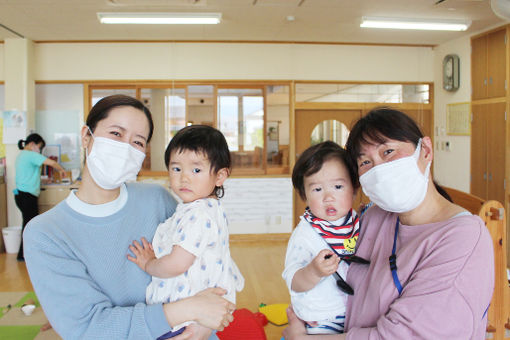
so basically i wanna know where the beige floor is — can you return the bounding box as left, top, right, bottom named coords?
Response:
left=0, top=237, right=291, bottom=340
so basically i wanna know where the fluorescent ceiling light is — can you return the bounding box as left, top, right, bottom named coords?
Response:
left=97, top=12, right=222, bottom=24
left=360, top=16, right=471, bottom=31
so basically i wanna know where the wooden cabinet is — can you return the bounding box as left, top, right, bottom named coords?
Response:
left=471, top=24, right=510, bottom=273
left=471, top=28, right=507, bottom=100
left=471, top=102, right=506, bottom=204
left=39, top=184, right=79, bottom=213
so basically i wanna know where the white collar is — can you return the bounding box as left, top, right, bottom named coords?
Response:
left=66, top=183, right=128, bottom=217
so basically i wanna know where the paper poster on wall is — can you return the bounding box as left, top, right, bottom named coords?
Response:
left=446, top=102, right=470, bottom=136
left=36, top=110, right=81, bottom=170
left=2, top=110, right=27, bottom=144
left=55, top=133, right=80, bottom=170
left=42, top=144, right=61, bottom=162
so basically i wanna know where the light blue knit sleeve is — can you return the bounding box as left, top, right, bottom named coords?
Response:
left=24, top=226, right=170, bottom=339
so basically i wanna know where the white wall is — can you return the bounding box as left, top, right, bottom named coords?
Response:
left=433, top=35, right=472, bottom=192
left=0, top=44, right=4, bottom=81
left=0, top=84, right=4, bottom=109
left=433, top=24, right=507, bottom=193
left=33, top=42, right=434, bottom=82
left=36, top=84, right=84, bottom=112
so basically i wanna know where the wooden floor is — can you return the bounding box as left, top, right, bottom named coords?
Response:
left=0, top=238, right=290, bottom=340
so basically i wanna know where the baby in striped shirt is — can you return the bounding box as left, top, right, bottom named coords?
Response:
left=282, top=141, right=365, bottom=335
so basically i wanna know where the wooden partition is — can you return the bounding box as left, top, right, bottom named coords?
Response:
left=480, top=200, right=510, bottom=339
left=444, top=187, right=510, bottom=339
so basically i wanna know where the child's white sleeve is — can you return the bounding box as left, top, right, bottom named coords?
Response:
left=281, top=223, right=316, bottom=292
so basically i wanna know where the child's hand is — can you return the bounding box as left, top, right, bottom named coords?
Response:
left=309, top=249, right=340, bottom=278
left=127, top=237, right=156, bottom=272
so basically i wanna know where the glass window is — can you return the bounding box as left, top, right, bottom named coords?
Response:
left=295, top=83, right=430, bottom=103
left=36, top=84, right=84, bottom=172
left=266, top=85, right=290, bottom=174
left=187, top=85, right=215, bottom=127
left=87, top=82, right=292, bottom=175
left=138, top=88, right=186, bottom=171
left=310, top=120, right=349, bottom=147
left=166, top=88, right=186, bottom=141
left=218, top=88, right=264, bottom=172
left=90, top=88, right=137, bottom=106
left=218, top=95, right=239, bottom=151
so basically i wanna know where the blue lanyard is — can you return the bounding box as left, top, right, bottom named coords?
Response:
left=389, top=217, right=403, bottom=295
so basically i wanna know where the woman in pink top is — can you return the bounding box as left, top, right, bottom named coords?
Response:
left=283, top=107, right=494, bottom=340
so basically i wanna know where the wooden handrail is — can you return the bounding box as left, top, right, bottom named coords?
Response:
left=442, top=187, right=509, bottom=339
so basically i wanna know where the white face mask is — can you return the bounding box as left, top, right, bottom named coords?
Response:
left=359, top=139, right=431, bottom=213
left=85, top=127, right=146, bottom=190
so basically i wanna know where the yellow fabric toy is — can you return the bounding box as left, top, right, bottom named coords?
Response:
left=258, top=303, right=289, bottom=326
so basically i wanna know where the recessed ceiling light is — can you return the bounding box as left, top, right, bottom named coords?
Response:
left=360, top=16, right=471, bottom=31
left=97, top=12, right=222, bottom=24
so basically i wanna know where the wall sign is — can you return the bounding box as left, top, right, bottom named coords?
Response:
left=447, top=102, right=470, bottom=136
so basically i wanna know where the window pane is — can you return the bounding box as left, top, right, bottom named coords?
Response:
left=266, top=85, right=290, bottom=173
left=242, top=96, right=264, bottom=151
left=138, top=88, right=185, bottom=171
left=187, top=85, right=215, bottom=126
left=91, top=88, right=136, bottom=106
left=218, top=88, right=264, bottom=171
left=310, top=120, right=349, bottom=147
left=167, top=89, right=186, bottom=140
left=218, top=96, right=239, bottom=152
left=295, top=83, right=429, bottom=103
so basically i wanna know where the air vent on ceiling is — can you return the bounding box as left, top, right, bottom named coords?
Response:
left=253, top=0, right=304, bottom=5
left=107, top=0, right=207, bottom=6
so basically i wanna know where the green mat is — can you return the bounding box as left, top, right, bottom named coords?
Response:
left=0, top=292, right=41, bottom=319
left=0, top=292, right=51, bottom=340
left=14, top=292, right=40, bottom=308
left=0, top=325, right=41, bottom=340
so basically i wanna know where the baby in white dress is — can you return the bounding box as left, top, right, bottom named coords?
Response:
left=128, top=125, right=244, bottom=335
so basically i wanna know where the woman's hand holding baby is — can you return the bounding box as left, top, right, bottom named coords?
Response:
left=163, top=287, right=235, bottom=332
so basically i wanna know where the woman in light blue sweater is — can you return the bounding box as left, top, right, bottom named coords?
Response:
left=24, top=95, right=235, bottom=340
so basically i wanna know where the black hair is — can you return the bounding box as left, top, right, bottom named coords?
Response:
left=292, top=141, right=359, bottom=201
left=18, top=133, right=46, bottom=151
left=86, top=94, right=154, bottom=143
left=345, top=107, right=452, bottom=202
left=345, top=107, right=423, bottom=164
left=164, top=125, right=231, bottom=198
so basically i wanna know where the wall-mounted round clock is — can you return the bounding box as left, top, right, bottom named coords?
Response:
left=443, top=54, right=460, bottom=91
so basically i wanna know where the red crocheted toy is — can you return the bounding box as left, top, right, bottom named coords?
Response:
left=217, top=308, right=268, bottom=340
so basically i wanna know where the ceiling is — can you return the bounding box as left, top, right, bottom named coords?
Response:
left=0, top=0, right=505, bottom=45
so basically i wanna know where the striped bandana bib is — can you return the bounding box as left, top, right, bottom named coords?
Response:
left=303, top=208, right=360, bottom=256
